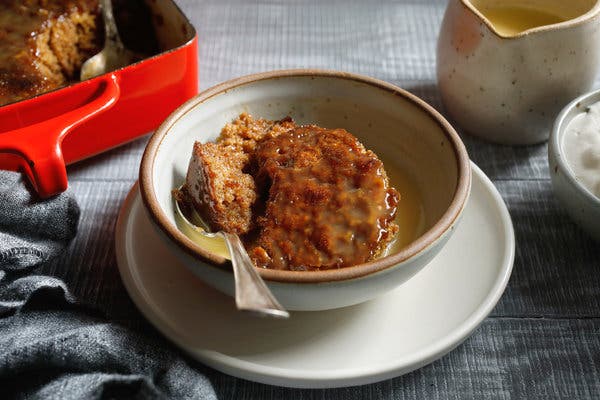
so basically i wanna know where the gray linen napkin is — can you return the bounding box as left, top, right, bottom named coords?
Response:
left=0, top=171, right=217, bottom=400
left=0, top=171, right=79, bottom=273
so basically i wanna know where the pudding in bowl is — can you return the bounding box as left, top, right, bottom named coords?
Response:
left=177, top=113, right=401, bottom=271
left=139, top=70, right=471, bottom=311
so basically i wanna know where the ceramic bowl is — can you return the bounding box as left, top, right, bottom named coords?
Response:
left=139, top=70, right=471, bottom=311
left=549, top=89, right=600, bottom=242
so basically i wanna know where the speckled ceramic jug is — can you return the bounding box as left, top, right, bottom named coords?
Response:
left=437, top=0, right=600, bottom=145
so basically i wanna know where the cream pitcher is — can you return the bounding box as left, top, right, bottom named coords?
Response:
left=437, top=0, right=600, bottom=145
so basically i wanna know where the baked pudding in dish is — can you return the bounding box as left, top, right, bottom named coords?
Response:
left=0, top=0, right=101, bottom=106
left=0, top=0, right=158, bottom=106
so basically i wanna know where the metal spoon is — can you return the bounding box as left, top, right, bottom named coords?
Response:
left=174, top=188, right=289, bottom=319
left=80, top=0, right=139, bottom=81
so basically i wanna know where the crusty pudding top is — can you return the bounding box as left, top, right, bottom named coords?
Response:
left=181, top=113, right=400, bottom=271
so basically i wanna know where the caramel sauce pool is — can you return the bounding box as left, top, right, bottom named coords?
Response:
left=379, top=158, right=426, bottom=255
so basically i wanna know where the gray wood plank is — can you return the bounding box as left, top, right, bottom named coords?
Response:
left=204, top=318, right=600, bottom=399
left=491, top=180, right=600, bottom=318
left=67, top=136, right=148, bottom=182
left=176, top=0, right=445, bottom=89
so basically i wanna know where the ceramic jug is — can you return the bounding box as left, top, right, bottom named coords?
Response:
left=437, top=0, right=600, bottom=145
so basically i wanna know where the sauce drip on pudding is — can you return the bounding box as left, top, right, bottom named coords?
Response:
left=181, top=114, right=400, bottom=271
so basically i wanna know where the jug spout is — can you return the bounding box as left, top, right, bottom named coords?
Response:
left=437, top=0, right=600, bottom=144
left=466, top=0, right=600, bottom=38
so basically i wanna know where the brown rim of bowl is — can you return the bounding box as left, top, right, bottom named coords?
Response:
left=139, top=69, right=471, bottom=284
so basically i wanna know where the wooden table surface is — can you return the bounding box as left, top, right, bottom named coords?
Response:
left=42, top=1, right=600, bottom=398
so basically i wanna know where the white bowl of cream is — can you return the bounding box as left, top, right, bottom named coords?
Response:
left=549, top=89, right=600, bottom=242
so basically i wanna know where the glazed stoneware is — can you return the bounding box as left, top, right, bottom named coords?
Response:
left=139, top=70, right=471, bottom=311
left=549, top=89, right=600, bottom=242
left=438, top=0, right=600, bottom=145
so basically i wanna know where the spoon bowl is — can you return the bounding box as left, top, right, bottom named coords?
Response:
left=80, top=0, right=140, bottom=81
left=174, top=187, right=289, bottom=319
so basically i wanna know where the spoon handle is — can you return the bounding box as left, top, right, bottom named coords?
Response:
left=222, top=232, right=290, bottom=319
left=101, top=0, right=124, bottom=49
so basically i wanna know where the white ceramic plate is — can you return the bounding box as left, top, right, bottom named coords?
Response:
left=115, top=162, right=514, bottom=388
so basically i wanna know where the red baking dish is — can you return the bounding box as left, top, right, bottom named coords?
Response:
left=0, top=0, right=198, bottom=198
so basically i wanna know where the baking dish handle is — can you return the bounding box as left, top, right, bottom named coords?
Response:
left=0, top=74, right=120, bottom=198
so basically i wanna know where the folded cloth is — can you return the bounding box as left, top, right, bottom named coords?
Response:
left=0, top=171, right=79, bottom=273
left=0, top=171, right=217, bottom=400
left=0, top=310, right=217, bottom=399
